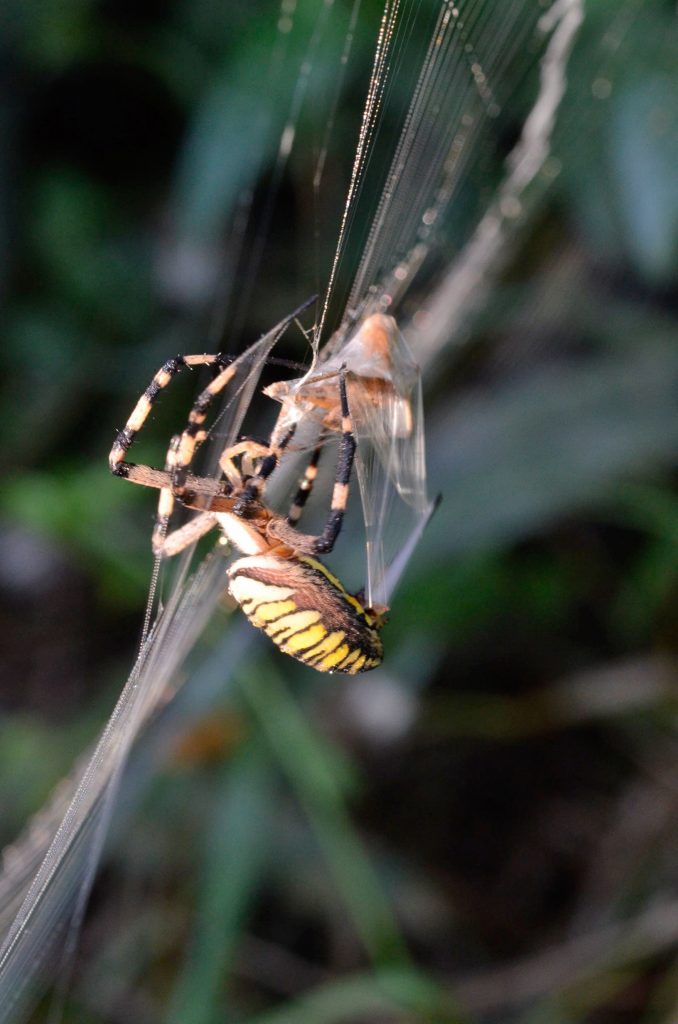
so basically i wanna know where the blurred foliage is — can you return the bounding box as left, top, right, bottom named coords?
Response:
left=1, top=0, right=678, bottom=1022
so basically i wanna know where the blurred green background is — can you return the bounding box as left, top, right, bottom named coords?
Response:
left=2, top=0, right=678, bottom=1021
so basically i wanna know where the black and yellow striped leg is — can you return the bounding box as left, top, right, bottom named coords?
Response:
left=167, top=359, right=241, bottom=497
left=109, top=352, right=233, bottom=553
left=109, top=355, right=185, bottom=475
left=109, top=353, right=227, bottom=478
left=152, top=434, right=181, bottom=554
left=312, top=367, right=355, bottom=555
left=286, top=438, right=325, bottom=526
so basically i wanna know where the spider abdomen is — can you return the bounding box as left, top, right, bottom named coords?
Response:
left=228, top=554, right=383, bottom=674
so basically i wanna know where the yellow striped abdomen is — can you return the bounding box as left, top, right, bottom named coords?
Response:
left=227, top=554, right=383, bottom=674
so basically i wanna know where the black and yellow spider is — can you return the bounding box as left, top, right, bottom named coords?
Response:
left=109, top=341, right=385, bottom=675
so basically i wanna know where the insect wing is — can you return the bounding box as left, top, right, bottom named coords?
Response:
left=343, top=321, right=434, bottom=608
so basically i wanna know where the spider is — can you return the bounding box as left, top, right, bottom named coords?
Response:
left=109, top=341, right=385, bottom=675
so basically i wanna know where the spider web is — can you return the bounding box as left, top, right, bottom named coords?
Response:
left=0, top=322, right=291, bottom=1021
left=270, top=0, right=579, bottom=609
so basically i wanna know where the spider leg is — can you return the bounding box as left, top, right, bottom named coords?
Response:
left=110, top=352, right=244, bottom=550
left=218, top=440, right=270, bottom=488
left=153, top=511, right=219, bottom=558
left=125, top=433, right=223, bottom=558
left=109, top=353, right=227, bottom=476
left=116, top=463, right=227, bottom=500
left=170, top=360, right=241, bottom=496
left=311, top=366, right=355, bottom=554
left=286, top=435, right=325, bottom=526
left=233, top=421, right=298, bottom=512
left=114, top=454, right=230, bottom=556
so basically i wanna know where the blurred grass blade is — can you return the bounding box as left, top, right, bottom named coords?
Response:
left=245, top=966, right=462, bottom=1024
left=168, top=740, right=276, bottom=1024
left=242, top=667, right=409, bottom=967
